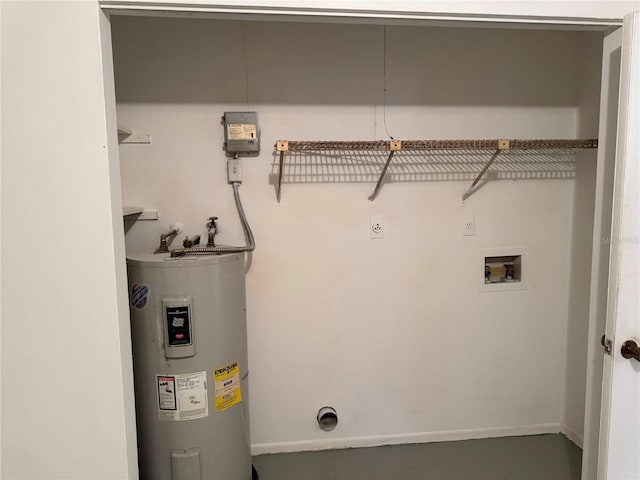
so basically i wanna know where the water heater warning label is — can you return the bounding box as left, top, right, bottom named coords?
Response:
left=214, top=361, right=242, bottom=412
left=157, top=376, right=176, bottom=411
left=156, top=371, right=208, bottom=421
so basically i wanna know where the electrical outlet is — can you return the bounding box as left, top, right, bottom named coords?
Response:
left=463, top=215, right=475, bottom=236
left=370, top=216, right=384, bottom=239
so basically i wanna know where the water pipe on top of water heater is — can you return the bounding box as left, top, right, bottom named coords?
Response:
left=154, top=222, right=184, bottom=253
left=170, top=182, right=255, bottom=257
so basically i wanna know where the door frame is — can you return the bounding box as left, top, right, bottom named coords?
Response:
left=97, top=3, right=633, bottom=478
left=99, top=1, right=627, bottom=29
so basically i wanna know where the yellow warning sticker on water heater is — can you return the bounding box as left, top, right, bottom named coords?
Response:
left=214, top=361, right=242, bottom=412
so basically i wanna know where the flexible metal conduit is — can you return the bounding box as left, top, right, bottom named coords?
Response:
left=171, top=182, right=255, bottom=257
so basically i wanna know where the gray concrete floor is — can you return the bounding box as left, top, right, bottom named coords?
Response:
left=252, top=434, right=582, bottom=480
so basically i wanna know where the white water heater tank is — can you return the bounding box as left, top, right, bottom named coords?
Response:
left=127, top=252, right=251, bottom=480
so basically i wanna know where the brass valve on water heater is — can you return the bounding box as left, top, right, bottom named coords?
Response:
left=207, top=216, right=218, bottom=247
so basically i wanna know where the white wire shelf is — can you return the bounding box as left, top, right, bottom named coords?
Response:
left=271, top=139, right=597, bottom=202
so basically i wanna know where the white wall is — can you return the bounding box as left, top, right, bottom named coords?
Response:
left=113, top=17, right=601, bottom=452
left=1, top=2, right=137, bottom=478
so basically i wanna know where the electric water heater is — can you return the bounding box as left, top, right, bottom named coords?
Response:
left=127, top=252, right=251, bottom=480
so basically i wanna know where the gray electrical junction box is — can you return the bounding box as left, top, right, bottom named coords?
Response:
left=223, top=111, right=260, bottom=154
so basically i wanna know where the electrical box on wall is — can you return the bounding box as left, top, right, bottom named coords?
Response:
left=223, top=111, right=260, bottom=155
left=479, top=248, right=527, bottom=292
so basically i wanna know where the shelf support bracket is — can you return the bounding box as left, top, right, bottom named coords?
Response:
left=118, top=126, right=151, bottom=144
left=276, top=140, right=289, bottom=203
left=462, top=139, right=509, bottom=201
left=368, top=140, right=401, bottom=201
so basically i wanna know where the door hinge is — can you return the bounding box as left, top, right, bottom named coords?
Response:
left=601, top=335, right=613, bottom=355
